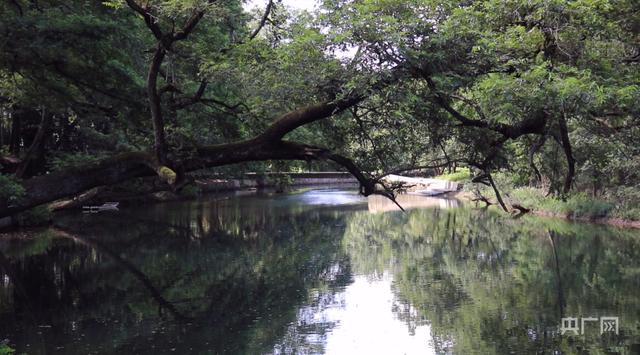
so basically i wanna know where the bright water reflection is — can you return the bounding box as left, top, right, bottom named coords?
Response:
left=305, top=273, right=435, bottom=355
left=0, top=188, right=639, bottom=354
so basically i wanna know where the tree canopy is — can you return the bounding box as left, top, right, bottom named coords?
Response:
left=0, top=0, right=638, bottom=217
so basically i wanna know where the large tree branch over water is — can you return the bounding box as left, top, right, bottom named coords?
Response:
left=0, top=1, right=399, bottom=219
left=0, top=97, right=376, bottom=218
left=416, top=68, right=549, bottom=140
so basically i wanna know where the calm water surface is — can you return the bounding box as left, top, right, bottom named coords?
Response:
left=1, top=188, right=640, bottom=354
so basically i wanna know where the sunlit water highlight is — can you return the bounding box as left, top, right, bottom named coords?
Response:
left=0, top=188, right=639, bottom=354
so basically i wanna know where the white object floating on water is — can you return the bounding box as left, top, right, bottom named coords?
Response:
left=381, top=174, right=460, bottom=196
left=82, top=202, right=119, bottom=213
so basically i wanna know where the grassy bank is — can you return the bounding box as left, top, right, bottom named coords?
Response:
left=458, top=173, right=640, bottom=228
left=508, top=187, right=640, bottom=222
left=434, top=168, right=471, bottom=182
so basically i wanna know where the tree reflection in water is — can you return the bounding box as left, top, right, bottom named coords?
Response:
left=0, top=194, right=354, bottom=354
left=344, top=207, right=640, bottom=354
left=0, top=189, right=639, bottom=354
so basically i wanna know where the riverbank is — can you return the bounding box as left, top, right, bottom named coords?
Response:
left=4, top=176, right=639, bottom=231
left=0, top=173, right=358, bottom=229
left=52, top=172, right=358, bottom=205
left=453, top=189, right=640, bottom=229
left=529, top=210, right=640, bottom=229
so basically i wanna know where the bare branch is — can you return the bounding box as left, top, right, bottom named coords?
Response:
left=124, top=0, right=164, bottom=41
left=249, top=0, right=274, bottom=40
left=449, top=93, right=487, bottom=121
left=171, top=80, right=207, bottom=108
left=173, top=10, right=206, bottom=41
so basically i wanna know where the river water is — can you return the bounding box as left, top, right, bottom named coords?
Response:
left=1, top=188, right=639, bottom=354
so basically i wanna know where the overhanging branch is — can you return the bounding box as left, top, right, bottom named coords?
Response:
left=0, top=96, right=370, bottom=217
left=249, top=0, right=274, bottom=40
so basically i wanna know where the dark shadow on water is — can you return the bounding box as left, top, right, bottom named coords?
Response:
left=0, top=188, right=639, bottom=354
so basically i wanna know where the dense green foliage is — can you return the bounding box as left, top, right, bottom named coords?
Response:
left=322, top=0, right=639, bottom=209
left=0, top=343, right=15, bottom=355
left=0, top=0, right=638, bottom=217
left=470, top=171, right=640, bottom=220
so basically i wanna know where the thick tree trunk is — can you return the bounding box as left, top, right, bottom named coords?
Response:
left=124, top=1, right=209, bottom=164
left=0, top=1, right=378, bottom=220
left=487, top=172, right=508, bottom=212
left=529, top=135, right=546, bottom=185
left=148, top=44, right=168, bottom=163
left=0, top=97, right=372, bottom=218
left=558, top=116, right=575, bottom=194
left=9, top=111, right=21, bottom=154
left=0, top=140, right=368, bottom=217
left=16, top=109, right=53, bottom=178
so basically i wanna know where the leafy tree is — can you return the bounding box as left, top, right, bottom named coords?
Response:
left=0, top=0, right=638, bottom=218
